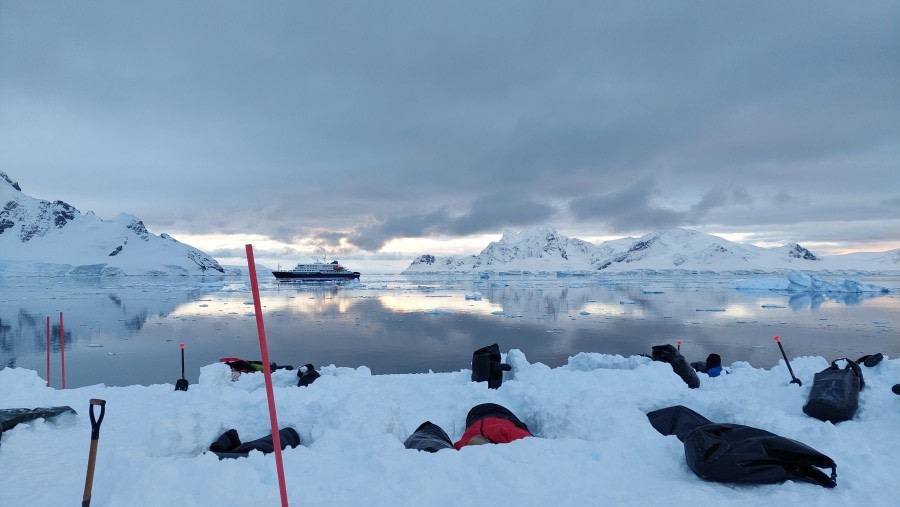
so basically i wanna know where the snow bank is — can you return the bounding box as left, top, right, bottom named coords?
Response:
left=1, top=352, right=898, bottom=506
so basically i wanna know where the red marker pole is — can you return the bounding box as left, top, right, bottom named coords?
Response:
left=676, top=340, right=682, bottom=352
left=246, top=244, right=289, bottom=506
left=46, top=316, right=51, bottom=387
left=60, top=312, right=66, bottom=389
left=774, top=336, right=802, bottom=386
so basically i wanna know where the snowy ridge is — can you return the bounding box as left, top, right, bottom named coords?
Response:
left=0, top=171, right=224, bottom=276
left=404, top=226, right=900, bottom=275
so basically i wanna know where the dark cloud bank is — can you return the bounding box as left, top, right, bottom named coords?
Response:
left=1, top=1, right=897, bottom=255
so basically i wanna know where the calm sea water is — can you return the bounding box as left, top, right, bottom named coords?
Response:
left=1, top=273, right=897, bottom=388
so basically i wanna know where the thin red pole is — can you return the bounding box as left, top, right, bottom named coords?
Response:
left=246, top=244, right=288, bottom=507
left=46, top=316, right=50, bottom=387
left=59, top=312, right=66, bottom=389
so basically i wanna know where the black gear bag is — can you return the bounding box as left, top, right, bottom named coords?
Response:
left=471, top=343, right=512, bottom=389
left=802, top=358, right=864, bottom=423
left=648, top=405, right=837, bottom=488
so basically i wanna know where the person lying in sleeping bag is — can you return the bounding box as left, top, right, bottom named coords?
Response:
left=453, top=403, right=533, bottom=449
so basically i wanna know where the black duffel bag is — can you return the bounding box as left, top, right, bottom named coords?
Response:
left=648, top=405, right=837, bottom=488
left=803, top=358, right=864, bottom=423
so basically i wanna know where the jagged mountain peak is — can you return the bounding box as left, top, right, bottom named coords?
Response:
left=1, top=171, right=22, bottom=192
left=781, top=243, right=819, bottom=261
left=0, top=172, right=224, bottom=276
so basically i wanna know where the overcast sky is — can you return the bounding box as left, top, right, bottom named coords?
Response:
left=1, top=1, right=898, bottom=269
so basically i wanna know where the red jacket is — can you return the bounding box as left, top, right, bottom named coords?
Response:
left=453, top=417, right=533, bottom=449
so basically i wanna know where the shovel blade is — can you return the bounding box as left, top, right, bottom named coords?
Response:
left=175, top=378, right=189, bottom=391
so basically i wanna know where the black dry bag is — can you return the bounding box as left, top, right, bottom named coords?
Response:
left=403, top=421, right=454, bottom=453
left=651, top=344, right=700, bottom=389
left=648, top=405, right=837, bottom=488
left=471, top=343, right=511, bottom=389
left=802, top=358, right=864, bottom=423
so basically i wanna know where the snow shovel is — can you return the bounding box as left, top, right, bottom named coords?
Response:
left=175, top=343, right=189, bottom=391
left=82, top=399, right=106, bottom=507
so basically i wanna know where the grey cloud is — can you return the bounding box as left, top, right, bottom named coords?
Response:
left=349, top=209, right=453, bottom=251
left=739, top=219, right=900, bottom=248
left=689, top=186, right=755, bottom=219
left=881, top=196, right=900, bottom=207
left=1, top=1, right=898, bottom=254
left=568, top=178, right=686, bottom=232
left=444, top=193, right=557, bottom=235
left=350, top=193, right=556, bottom=251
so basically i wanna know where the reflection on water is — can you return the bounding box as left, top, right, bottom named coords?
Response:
left=1, top=274, right=897, bottom=388
left=788, top=291, right=884, bottom=310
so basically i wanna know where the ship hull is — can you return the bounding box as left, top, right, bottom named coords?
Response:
left=272, top=271, right=361, bottom=281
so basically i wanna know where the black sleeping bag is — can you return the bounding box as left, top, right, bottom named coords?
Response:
left=0, top=406, right=77, bottom=449
left=403, top=421, right=453, bottom=452
left=647, top=405, right=837, bottom=488
left=209, top=427, right=301, bottom=459
left=651, top=345, right=700, bottom=389
left=0, top=406, right=77, bottom=432
left=803, top=359, right=864, bottom=423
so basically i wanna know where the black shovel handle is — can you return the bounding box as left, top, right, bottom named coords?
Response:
left=83, top=399, right=106, bottom=507
left=89, top=399, right=106, bottom=440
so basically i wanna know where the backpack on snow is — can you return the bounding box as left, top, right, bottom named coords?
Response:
left=297, top=363, right=320, bottom=387
left=471, top=343, right=511, bottom=389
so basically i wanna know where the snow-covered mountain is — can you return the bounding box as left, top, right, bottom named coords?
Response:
left=403, top=226, right=900, bottom=274
left=0, top=172, right=225, bottom=276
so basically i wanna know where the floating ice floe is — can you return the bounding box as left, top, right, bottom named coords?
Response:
left=786, top=270, right=890, bottom=293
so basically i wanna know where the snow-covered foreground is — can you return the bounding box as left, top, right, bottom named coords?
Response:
left=1, top=351, right=898, bottom=506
